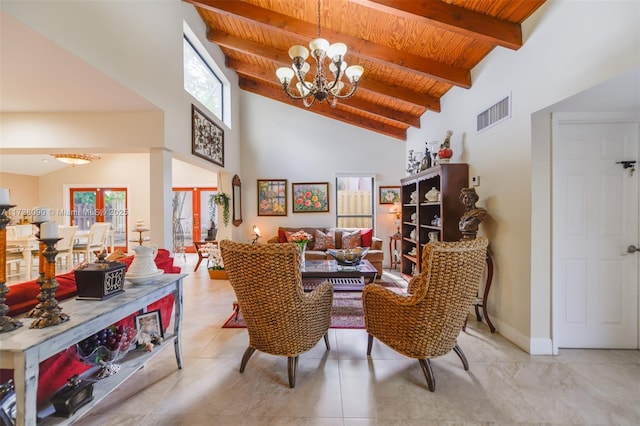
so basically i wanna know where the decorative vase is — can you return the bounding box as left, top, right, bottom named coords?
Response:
left=295, top=241, right=307, bottom=268
left=208, top=269, right=228, bottom=280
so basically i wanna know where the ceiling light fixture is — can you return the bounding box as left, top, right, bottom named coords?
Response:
left=52, top=153, right=100, bottom=166
left=276, top=0, right=363, bottom=108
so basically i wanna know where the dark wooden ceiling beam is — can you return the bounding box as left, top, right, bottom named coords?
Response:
left=187, top=0, right=471, bottom=88
left=209, top=30, right=440, bottom=111
left=227, top=58, right=422, bottom=128
left=364, top=0, right=523, bottom=50
left=239, top=78, right=408, bottom=140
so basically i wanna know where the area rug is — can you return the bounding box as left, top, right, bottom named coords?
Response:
left=222, top=281, right=404, bottom=329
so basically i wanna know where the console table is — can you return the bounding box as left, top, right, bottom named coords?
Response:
left=0, top=273, right=186, bottom=425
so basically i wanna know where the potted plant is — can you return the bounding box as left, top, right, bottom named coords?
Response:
left=210, top=192, right=230, bottom=228
left=202, top=242, right=227, bottom=279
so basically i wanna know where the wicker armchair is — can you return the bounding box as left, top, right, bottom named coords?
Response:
left=362, top=237, right=488, bottom=391
left=219, top=240, right=334, bottom=388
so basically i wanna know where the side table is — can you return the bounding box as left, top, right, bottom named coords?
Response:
left=388, top=234, right=402, bottom=270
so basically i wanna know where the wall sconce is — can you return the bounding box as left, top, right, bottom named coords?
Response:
left=251, top=225, right=261, bottom=244
left=389, top=204, right=401, bottom=236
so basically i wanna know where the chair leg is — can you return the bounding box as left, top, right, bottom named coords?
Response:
left=367, top=334, right=374, bottom=355
left=287, top=356, right=298, bottom=388
left=418, top=359, right=435, bottom=392
left=323, top=332, right=330, bottom=350
left=239, top=347, right=255, bottom=373
left=453, top=344, right=469, bottom=371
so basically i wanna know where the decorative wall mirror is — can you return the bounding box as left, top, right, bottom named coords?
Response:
left=232, top=174, right=242, bottom=227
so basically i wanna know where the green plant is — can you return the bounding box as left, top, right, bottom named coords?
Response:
left=210, top=192, right=230, bottom=227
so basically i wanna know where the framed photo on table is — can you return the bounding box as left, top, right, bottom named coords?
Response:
left=191, top=104, right=224, bottom=167
left=257, top=179, right=287, bottom=216
left=379, top=186, right=401, bottom=204
left=292, top=182, right=329, bottom=213
left=135, top=310, right=163, bottom=346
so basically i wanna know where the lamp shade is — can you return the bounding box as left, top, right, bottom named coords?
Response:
left=276, top=67, right=295, bottom=84
left=345, top=65, right=364, bottom=83
left=288, top=45, right=309, bottom=60
left=309, top=38, right=330, bottom=53
left=327, top=42, right=347, bottom=60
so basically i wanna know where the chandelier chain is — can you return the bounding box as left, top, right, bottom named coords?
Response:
left=317, top=0, right=321, bottom=38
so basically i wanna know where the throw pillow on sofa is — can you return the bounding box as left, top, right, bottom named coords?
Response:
left=314, top=229, right=335, bottom=250
left=342, top=229, right=361, bottom=249
left=360, top=228, right=373, bottom=247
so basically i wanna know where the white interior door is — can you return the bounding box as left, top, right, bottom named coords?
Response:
left=553, top=116, right=639, bottom=349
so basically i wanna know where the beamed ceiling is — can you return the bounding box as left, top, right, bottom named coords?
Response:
left=186, top=0, right=547, bottom=140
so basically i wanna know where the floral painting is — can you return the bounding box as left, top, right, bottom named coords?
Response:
left=292, top=182, right=329, bottom=213
left=379, top=186, right=401, bottom=204
left=257, top=179, right=287, bottom=216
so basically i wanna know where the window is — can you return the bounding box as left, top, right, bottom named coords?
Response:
left=336, top=176, right=374, bottom=229
left=183, top=36, right=223, bottom=121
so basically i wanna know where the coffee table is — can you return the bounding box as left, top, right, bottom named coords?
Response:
left=302, top=259, right=377, bottom=291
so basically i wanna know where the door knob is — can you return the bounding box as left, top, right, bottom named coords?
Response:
left=627, top=245, right=640, bottom=254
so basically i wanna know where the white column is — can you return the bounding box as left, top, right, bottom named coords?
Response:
left=149, top=148, right=173, bottom=251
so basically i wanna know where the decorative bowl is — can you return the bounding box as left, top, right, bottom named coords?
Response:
left=327, top=247, right=370, bottom=266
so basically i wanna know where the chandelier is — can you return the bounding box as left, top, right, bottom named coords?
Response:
left=275, top=0, right=364, bottom=108
left=52, top=153, right=100, bottom=166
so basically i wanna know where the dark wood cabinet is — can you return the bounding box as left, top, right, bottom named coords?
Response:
left=400, top=163, right=468, bottom=280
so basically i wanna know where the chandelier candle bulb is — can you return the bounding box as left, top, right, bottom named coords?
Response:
left=0, top=188, right=10, bottom=204
left=41, top=221, right=59, bottom=239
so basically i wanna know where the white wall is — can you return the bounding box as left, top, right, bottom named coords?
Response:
left=403, top=0, right=640, bottom=352
left=1, top=0, right=242, bottom=246
left=240, top=93, right=405, bottom=254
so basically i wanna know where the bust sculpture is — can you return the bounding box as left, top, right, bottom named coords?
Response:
left=458, top=188, right=487, bottom=240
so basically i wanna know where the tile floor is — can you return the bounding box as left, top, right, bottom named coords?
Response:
left=54, top=254, right=640, bottom=425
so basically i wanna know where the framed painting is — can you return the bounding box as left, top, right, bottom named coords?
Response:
left=257, top=179, right=287, bottom=216
left=379, top=186, right=401, bottom=204
left=191, top=104, right=224, bottom=167
left=292, top=182, right=329, bottom=213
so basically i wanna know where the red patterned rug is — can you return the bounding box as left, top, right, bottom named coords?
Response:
left=222, top=281, right=404, bottom=329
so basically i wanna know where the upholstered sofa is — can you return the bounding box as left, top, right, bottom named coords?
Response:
left=267, top=227, right=384, bottom=277
left=1, top=249, right=180, bottom=404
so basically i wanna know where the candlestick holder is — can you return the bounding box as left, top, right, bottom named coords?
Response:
left=0, top=204, right=23, bottom=333
left=25, top=221, right=47, bottom=318
left=30, top=237, right=70, bottom=329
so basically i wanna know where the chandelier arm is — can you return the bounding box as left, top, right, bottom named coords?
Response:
left=325, top=59, right=345, bottom=92
left=282, top=83, right=308, bottom=100
left=326, top=95, right=338, bottom=108
left=303, top=95, right=316, bottom=108
left=332, top=82, right=359, bottom=99
left=293, top=67, right=315, bottom=92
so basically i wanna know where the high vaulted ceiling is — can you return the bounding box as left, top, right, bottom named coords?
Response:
left=186, top=0, right=546, bottom=140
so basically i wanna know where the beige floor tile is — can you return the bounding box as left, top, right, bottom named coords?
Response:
left=44, top=253, right=639, bottom=425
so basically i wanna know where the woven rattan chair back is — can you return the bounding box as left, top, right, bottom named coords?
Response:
left=363, top=237, right=488, bottom=391
left=220, top=240, right=334, bottom=387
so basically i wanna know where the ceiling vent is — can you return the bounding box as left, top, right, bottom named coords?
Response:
left=477, top=94, right=511, bottom=133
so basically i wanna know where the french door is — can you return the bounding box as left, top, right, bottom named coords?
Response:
left=70, top=187, right=128, bottom=252
left=172, top=187, right=217, bottom=253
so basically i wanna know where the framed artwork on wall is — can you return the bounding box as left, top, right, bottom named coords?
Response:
left=191, top=104, right=224, bottom=167
left=257, top=179, right=287, bottom=216
left=292, top=182, right=329, bottom=213
left=379, top=186, right=401, bottom=204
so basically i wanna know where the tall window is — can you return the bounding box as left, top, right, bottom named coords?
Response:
left=183, top=36, right=223, bottom=121
left=336, top=176, right=374, bottom=229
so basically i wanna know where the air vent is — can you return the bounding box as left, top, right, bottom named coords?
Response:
left=477, top=95, right=511, bottom=132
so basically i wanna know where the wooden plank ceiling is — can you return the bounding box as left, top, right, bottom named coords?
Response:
left=186, top=0, right=546, bottom=140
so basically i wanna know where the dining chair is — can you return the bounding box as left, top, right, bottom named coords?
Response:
left=73, top=222, right=111, bottom=263
left=55, top=225, right=78, bottom=271
left=363, top=237, right=488, bottom=391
